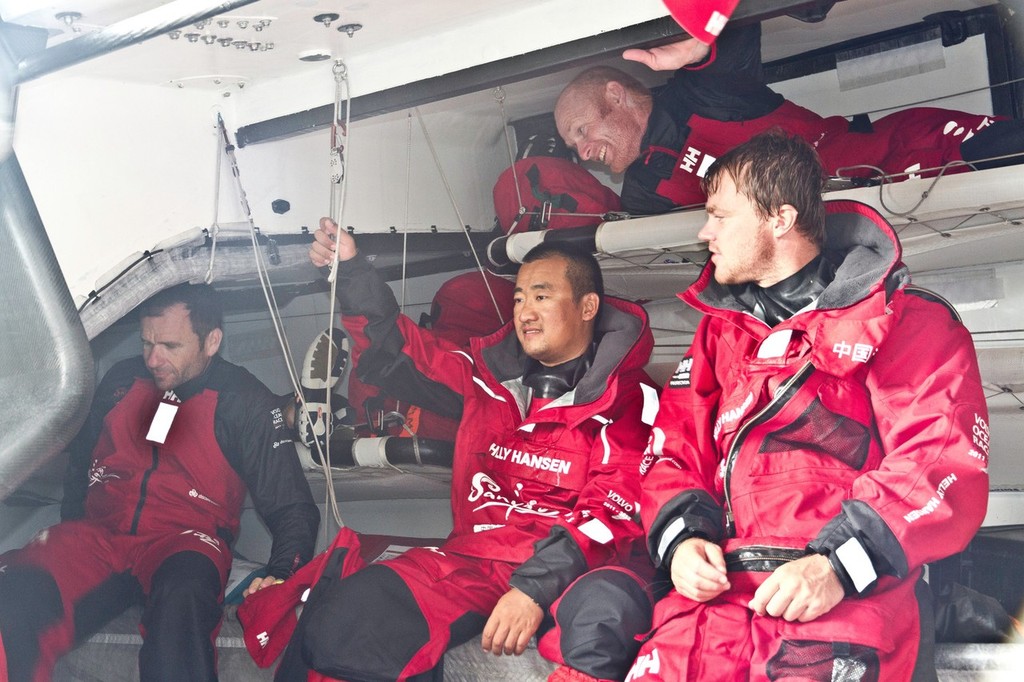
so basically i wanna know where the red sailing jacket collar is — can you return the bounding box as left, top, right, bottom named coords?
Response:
left=470, top=296, right=653, bottom=424
left=683, top=200, right=910, bottom=321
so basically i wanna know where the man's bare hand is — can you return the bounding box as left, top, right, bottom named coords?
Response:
left=480, top=587, right=544, bottom=656
left=242, top=575, right=281, bottom=598
left=749, top=554, right=845, bottom=622
left=670, top=537, right=730, bottom=602
left=623, top=38, right=712, bottom=72
left=309, top=217, right=357, bottom=267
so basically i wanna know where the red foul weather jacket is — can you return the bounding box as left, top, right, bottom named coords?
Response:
left=621, top=24, right=999, bottom=214
left=640, top=200, right=988, bottom=668
left=61, top=355, right=319, bottom=579
left=336, top=256, right=658, bottom=608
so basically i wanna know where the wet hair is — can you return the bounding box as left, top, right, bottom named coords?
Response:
left=560, top=66, right=652, bottom=110
left=701, top=130, right=827, bottom=247
left=521, top=242, right=604, bottom=302
left=138, top=283, right=223, bottom=348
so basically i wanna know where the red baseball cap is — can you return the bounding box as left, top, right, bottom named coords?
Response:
left=662, top=0, right=740, bottom=44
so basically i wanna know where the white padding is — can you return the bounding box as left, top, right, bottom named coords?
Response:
left=504, top=231, right=546, bottom=263
left=836, top=537, right=877, bottom=592
left=352, top=437, right=390, bottom=468
left=578, top=518, right=613, bottom=545
left=640, top=382, right=660, bottom=426
left=656, top=517, right=688, bottom=562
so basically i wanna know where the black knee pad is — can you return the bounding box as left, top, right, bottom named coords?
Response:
left=0, top=565, right=64, bottom=630
left=0, top=566, right=64, bottom=682
left=148, top=551, right=221, bottom=604
left=554, top=569, right=655, bottom=680
left=300, top=564, right=430, bottom=680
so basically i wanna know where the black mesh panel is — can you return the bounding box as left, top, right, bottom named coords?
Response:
left=766, top=639, right=880, bottom=681
left=759, top=397, right=870, bottom=469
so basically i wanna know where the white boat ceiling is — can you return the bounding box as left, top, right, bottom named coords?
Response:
left=4, top=0, right=1016, bottom=303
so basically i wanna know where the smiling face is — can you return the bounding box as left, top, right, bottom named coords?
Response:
left=698, top=171, right=780, bottom=287
left=513, top=255, right=599, bottom=367
left=555, top=81, right=647, bottom=174
left=141, top=303, right=221, bottom=391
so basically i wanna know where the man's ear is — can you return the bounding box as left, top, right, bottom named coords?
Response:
left=580, top=293, right=600, bottom=322
left=771, top=204, right=800, bottom=238
left=605, top=80, right=627, bottom=107
left=203, top=328, right=223, bottom=357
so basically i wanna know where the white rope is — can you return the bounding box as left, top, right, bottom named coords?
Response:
left=493, top=86, right=531, bottom=238
left=400, top=112, right=413, bottom=314
left=493, top=86, right=523, bottom=210
left=413, top=106, right=505, bottom=326
left=215, top=115, right=304, bottom=407
left=205, top=118, right=223, bottom=284
left=305, top=59, right=355, bottom=532
left=833, top=152, right=1024, bottom=219
left=215, top=111, right=347, bottom=537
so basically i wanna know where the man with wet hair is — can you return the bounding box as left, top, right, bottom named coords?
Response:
left=555, top=22, right=1024, bottom=215
left=0, top=283, right=319, bottom=682
left=271, top=218, right=659, bottom=682
left=626, top=130, right=988, bottom=680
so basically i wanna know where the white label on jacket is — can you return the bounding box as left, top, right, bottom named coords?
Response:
left=578, top=518, right=613, bottom=545
left=641, top=383, right=660, bottom=425
left=146, top=400, right=179, bottom=444
left=757, top=329, right=792, bottom=358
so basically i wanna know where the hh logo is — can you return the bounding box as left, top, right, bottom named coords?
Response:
left=669, top=357, right=693, bottom=389
left=257, top=631, right=270, bottom=648
left=625, top=648, right=661, bottom=681
left=832, top=341, right=875, bottom=363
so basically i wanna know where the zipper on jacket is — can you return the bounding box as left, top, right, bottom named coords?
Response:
left=722, top=362, right=815, bottom=537
left=130, top=445, right=159, bottom=535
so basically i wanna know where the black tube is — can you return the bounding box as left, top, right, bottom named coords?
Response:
left=16, top=0, right=260, bottom=84
left=308, top=436, right=454, bottom=468
left=487, top=236, right=516, bottom=274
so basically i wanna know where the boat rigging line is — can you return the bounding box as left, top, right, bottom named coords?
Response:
left=414, top=106, right=505, bottom=326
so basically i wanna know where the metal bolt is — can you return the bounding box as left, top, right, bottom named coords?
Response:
left=337, top=23, right=363, bottom=38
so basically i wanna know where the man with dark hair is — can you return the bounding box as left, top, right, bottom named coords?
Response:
left=272, top=218, right=658, bottom=681
left=555, top=22, right=1024, bottom=215
left=626, top=130, right=989, bottom=680
left=0, top=283, right=320, bottom=682
left=521, top=241, right=607, bottom=300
